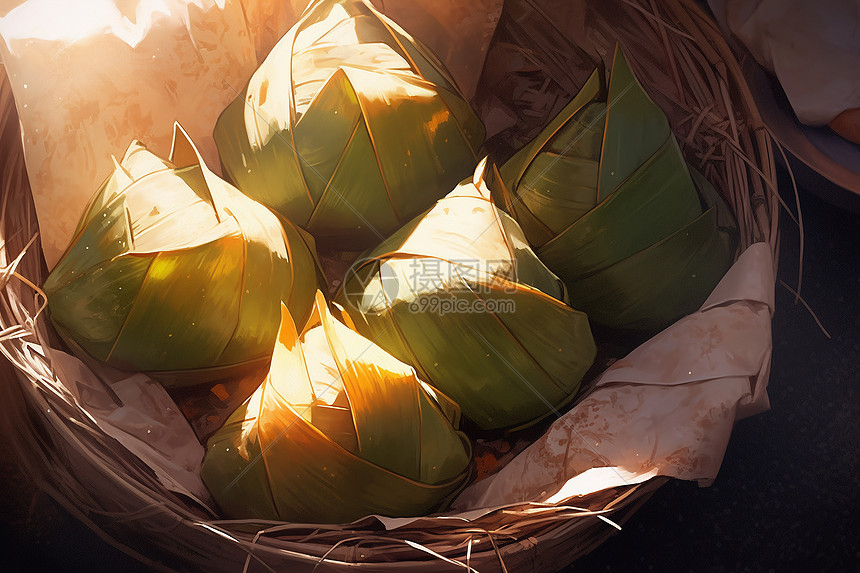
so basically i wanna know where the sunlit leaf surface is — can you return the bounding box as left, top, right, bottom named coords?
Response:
left=495, top=46, right=739, bottom=334
left=215, top=0, right=485, bottom=249
left=44, top=124, right=320, bottom=386
left=201, top=292, right=472, bottom=523
left=339, top=160, right=596, bottom=432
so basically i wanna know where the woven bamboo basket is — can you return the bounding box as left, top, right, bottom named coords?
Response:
left=0, top=0, right=779, bottom=571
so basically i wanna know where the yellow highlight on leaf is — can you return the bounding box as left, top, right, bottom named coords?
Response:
left=201, top=291, right=472, bottom=524
left=43, top=123, right=321, bottom=387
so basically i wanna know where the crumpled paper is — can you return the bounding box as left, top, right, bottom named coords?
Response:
left=0, top=0, right=304, bottom=269
left=46, top=348, right=212, bottom=508
left=453, top=243, right=774, bottom=510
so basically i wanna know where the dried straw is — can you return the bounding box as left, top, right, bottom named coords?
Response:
left=0, top=0, right=778, bottom=570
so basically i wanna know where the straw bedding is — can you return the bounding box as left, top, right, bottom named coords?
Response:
left=0, top=0, right=778, bottom=570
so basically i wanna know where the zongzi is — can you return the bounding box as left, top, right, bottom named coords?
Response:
left=338, top=159, right=596, bottom=432
left=494, top=45, right=738, bottom=334
left=201, top=292, right=472, bottom=523
left=44, top=123, right=320, bottom=386
left=214, top=0, right=485, bottom=249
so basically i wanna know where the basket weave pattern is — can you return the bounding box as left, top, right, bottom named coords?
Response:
left=0, top=0, right=778, bottom=571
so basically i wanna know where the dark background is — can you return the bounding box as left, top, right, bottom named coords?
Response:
left=2, top=171, right=858, bottom=572
left=569, top=174, right=860, bottom=572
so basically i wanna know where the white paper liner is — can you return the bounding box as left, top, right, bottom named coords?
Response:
left=0, top=0, right=303, bottom=269
left=452, top=243, right=774, bottom=511
left=46, top=348, right=213, bottom=509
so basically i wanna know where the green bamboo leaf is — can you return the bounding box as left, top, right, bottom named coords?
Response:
left=292, top=68, right=364, bottom=205
left=215, top=0, right=484, bottom=250
left=538, top=137, right=702, bottom=279
left=516, top=153, right=599, bottom=234
left=214, top=97, right=312, bottom=223
left=47, top=256, right=153, bottom=362
left=497, top=44, right=739, bottom=334
left=338, top=160, right=595, bottom=431
left=108, top=236, right=245, bottom=371
left=201, top=294, right=472, bottom=523
left=73, top=145, right=171, bottom=237
left=499, top=68, right=602, bottom=200
left=321, top=299, right=423, bottom=481
left=418, top=389, right=469, bottom=483
left=690, top=164, right=739, bottom=234
left=200, top=395, right=281, bottom=521
left=44, top=124, right=321, bottom=386
left=598, top=45, right=671, bottom=200
left=546, top=102, right=607, bottom=159
left=305, top=112, right=399, bottom=242
left=566, top=206, right=737, bottom=332
left=510, top=100, right=609, bottom=235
